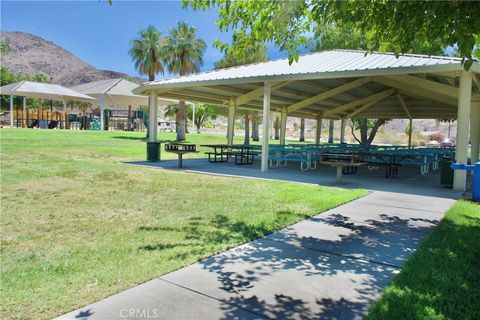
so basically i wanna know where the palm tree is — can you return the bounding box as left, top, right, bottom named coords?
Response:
left=162, top=21, right=206, bottom=141
left=129, top=25, right=164, bottom=139
left=129, top=25, right=164, bottom=81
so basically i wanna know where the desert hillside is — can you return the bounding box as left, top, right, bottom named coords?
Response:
left=0, top=30, right=136, bottom=86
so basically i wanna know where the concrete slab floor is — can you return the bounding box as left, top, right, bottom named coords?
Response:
left=129, top=158, right=463, bottom=199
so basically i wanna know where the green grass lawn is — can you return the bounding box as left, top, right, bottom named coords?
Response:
left=0, top=128, right=365, bottom=320
left=366, top=200, right=480, bottom=320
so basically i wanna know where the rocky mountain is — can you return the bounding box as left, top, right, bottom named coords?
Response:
left=0, top=31, right=140, bottom=86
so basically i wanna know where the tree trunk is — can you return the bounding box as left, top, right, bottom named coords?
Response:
left=350, top=118, right=386, bottom=146
left=299, top=117, right=305, bottom=142
left=366, top=119, right=386, bottom=145
left=176, top=100, right=186, bottom=141
left=328, top=120, right=334, bottom=143
left=146, top=71, right=155, bottom=139
left=175, top=111, right=179, bottom=133
left=274, top=115, right=280, bottom=140
left=196, top=121, right=201, bottom=134
left=251, top=117, right=259, bottom=141
left=244, top=114, right=250, bottom=145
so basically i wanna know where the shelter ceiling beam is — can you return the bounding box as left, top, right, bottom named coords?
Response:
left=207, top=85, right=250, bottom=95
left=372, top=77, right=458, bottom=106
left=286, top=77, right=371, bottom=113
left=323, top=88, right=395, bottom=118
left=174, top=89, right=231, bottom=102
left=234, top=81, right=289, bottom=107
left=159, top=92, right=225, bottom=106
left=334, top=78, right=376, bottom=95
left=297, top=80, right=360, bottom=101
left=397, top=94, right=412, bottom=119
left=346, top=98, right=386, bottom=118
left=383, top=74, right=459, bottom=99
left=273, top=87, right=342, bottom=107
left=473, top=74, right=480, bottom=90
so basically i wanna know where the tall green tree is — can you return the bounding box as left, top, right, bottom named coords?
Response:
left=187, top=104, right=219, bottom=133
left=129, top=25, right=164, bottom=81
left=162, top=21, right=206, bottom=141
left=185, top=0, right=480, bottom=69
left=309, top=23, right=445, bottom=56
left=215, top=43, right=268, bottom=69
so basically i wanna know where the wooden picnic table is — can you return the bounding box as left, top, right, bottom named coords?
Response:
left=200, top=144, right=259, bottom=165
left=319, top=152, right=366, bottom=183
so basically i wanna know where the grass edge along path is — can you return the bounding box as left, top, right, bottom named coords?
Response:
left=0, top=129, right=367, bottom=319
left=366, top=200, right=480, bottom=320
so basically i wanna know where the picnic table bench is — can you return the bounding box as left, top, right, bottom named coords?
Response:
left=319, top=152, right=366, bottom=183
left=164, top=143, right=198, bottom=168
left=201, top=144, right=259, bottom=165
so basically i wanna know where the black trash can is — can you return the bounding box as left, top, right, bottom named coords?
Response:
left=146, top=142, right=160, bottom=162
left=439, top=157, right=454, bottom=187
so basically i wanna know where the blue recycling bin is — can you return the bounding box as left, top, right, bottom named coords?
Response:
left=451, top=162, right=480, bottom=202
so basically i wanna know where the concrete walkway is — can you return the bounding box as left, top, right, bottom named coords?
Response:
left=58, top=190, right=456, bottom=320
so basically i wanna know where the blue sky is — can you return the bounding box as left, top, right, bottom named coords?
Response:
left=1, top=0, right=286, bottom=79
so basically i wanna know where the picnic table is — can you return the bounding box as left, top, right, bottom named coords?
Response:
left=164, top=143, right=198, bottom=168
left=201, top=144, right=259, bottom=165
left=319, top=152, right=366, bottom=183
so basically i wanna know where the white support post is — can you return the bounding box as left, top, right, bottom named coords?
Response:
left=471, top=101, right=480, bottom=163
left=62, top=100, right=67, bottom=129
left=99, top=93, right=105, bottom=131
left=9, top=95, right=14, bottom=128
left=279, top=108, right=287, bottom=145
left=340, top=118, right=346, bottom=143
left=408, top=118, right=413, bottom=148
left=315, top=115, right=322, bottom=145
left=453, top=71, right=472, bottom=191
left=227, top=99, right=236, bottom=146
left=147, top=91, right=158, bottom=143
left=261, top=82, right=271, bottom=172
left=23, top=97, right=27, bottom=128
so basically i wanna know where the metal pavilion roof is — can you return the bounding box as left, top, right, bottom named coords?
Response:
left=71, top=78, right=175, bottom=107
left=134, top=50, right=480, bottom=120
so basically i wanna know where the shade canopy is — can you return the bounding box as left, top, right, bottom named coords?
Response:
left=134, top=49, right=480, bottom=120
left=0, top=80, right=96, bottom=102
left=71, top=78, right=174, bottom=107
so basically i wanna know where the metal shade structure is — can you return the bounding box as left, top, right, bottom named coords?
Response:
left=0, top=80, right=96, bottom=128
left=71, top=78, right=175, bottom=130
left=134, top=49, right=480, bottom=191
left=0, top=80, right=96, bottom=101
left=134, top=50, right=480, bottom=120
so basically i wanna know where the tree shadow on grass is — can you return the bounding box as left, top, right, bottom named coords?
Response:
left=137, top=210, right=414, bottom=319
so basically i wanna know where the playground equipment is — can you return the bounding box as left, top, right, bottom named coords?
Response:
left=451, top=162, right=480, bottom=201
